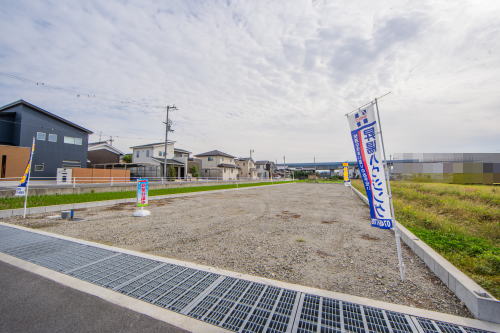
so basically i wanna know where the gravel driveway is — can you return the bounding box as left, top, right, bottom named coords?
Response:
left=6, top=183, right=470, bottom=317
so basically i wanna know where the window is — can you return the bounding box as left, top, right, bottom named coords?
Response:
left=36, top=132, right=46, bottom=141
left=136, top=151, right=139, bottom=158
left=48, top=133, right=57, bottom=142
left=146, top=150, right=150, bottom=157
left=64, top=136, right=82, bottom=145
left=62, top=160, right=81, bottom=168
left=208, top=157, right=213, bottom=161
left=34, top=164, right=44, bottom=172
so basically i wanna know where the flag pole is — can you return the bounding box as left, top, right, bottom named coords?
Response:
left=374, top=98, right=405, bottom=281
left=23, top=137, right=35, bottom=219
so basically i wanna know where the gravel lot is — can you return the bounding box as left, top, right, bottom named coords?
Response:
left=6, top=183, right=470, bottom=317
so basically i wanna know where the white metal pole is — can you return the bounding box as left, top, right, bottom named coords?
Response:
left=23, top=137, right=35, bottom=219
left=23, top=182, right=29, bottom=218
left=374, top=98, right=405, bottom=281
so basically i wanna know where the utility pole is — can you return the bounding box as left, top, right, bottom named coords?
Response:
left=314, top=156, right=316, bottom=171
left=283, top=155, right=286, bottom=179
left=163, top=105, right=177, bottom=179
left=108, top=136, right=114, bottom=146
left=250, top=149, right=254, bottom=159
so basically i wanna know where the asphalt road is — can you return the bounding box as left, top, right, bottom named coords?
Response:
left=0, top=261, right=189, bottom=333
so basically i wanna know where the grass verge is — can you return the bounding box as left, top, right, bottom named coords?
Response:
left=0, top=181, right=291, bottom=210
left=295, top=179, right=343, bottom=183
left=352, top=180, right=500, bottom=298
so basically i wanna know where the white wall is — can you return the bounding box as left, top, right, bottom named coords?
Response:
left=132, top=143, right=174, bottom=163
left=198, top=155, right=235, bottom=169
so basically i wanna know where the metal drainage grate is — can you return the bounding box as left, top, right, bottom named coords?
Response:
left=0, top=224, right=494, bottom=333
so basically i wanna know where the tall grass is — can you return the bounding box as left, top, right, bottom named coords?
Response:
left=352, top=180, right=500, bottom=298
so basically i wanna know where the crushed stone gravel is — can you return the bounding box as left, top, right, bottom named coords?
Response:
left=6, top=183, right=471, bottom=317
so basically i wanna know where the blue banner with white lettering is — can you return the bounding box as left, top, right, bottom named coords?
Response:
left=347, top=104, right=393, bottom=229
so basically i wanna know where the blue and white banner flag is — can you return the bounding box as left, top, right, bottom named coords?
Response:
left=15, top=138, right=35, bottom=197
left=347, top=103, right=393, bottom=229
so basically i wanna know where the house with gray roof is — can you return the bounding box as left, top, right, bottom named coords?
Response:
left=235, top=157, right=257, bottom=179
left=194, top=150, right=239, bottom=180
left=88, top=141, right=124, bottom=167
left=130, top=141, right=190, bottom=178
left=255, top=160, right=276, bottom=179
left=0, top=99, right=92, bottom=178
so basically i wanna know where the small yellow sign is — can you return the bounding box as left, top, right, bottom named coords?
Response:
left=343, top=162, right=350, bottom=184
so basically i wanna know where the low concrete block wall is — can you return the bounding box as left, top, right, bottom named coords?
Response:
left=0, top=183, right=291, bottom=219
left=350, top=185, right=500, bottom=323
left=0, top=179, right=281, bottom=198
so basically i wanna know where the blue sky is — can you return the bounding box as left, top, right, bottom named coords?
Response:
left=1, top=0, right=499, bottom=162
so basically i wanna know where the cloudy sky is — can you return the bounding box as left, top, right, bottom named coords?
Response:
left=1, top=0, right=499, bottom=162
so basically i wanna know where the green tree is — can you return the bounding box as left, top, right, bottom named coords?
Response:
left=122, top=154, right=132, bottom=163
left=168, top=165, right=176, bottom=178
left=189, top=165, right=200, bottom=177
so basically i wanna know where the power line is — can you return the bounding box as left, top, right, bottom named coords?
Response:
left=0, top=109, right=164, bottom=144
left=0, top=71, right=166, bottom=112
left=0, top=72, right=187, bottom=148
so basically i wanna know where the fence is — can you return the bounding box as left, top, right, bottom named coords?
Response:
left=0, top=176, right=285, bottom=191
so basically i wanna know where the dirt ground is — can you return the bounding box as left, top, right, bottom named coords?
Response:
left=6, top=183, right=470, bottom=317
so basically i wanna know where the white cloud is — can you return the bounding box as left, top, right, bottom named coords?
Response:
left=1, top=0, right=499, bottom=162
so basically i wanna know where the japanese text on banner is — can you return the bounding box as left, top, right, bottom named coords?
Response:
left=347, top=104, right=393, bottom=229
left=136, top=179, right=149, bottom=207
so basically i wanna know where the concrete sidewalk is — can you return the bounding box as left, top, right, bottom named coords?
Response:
left=0, top=261, right=188, bottom=333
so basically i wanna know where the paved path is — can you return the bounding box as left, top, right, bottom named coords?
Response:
left=0, top=223, right=496, bottom=333
left=0, top=261, right=187, bottom=333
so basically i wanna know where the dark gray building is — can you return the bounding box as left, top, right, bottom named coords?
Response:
left=0, top=100, right=92, bottom=177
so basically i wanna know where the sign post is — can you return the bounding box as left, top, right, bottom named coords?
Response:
left=15, top=137, right=35, bottom=218
left=346, top=99, right=405, bottom=280
left=133, top=178, right=151, bottom=217
left=342, top=162, right=351, bottom=186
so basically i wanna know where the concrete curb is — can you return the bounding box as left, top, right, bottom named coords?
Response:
left=1, top=221, right=498, bottom=332
left=350, top=185, right=500, bottom=324
left=0, top=182, right=293, bottom=218
left=0, top=179, right=290, bottom=198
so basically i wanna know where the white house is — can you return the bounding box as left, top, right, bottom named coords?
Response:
left=130, top=141, right=189, bottom=178
left=255, top=160, right=276, bottom=179
left=194, top=150, right=239, bottom=180
left=235, top=157, right=257, bottom=179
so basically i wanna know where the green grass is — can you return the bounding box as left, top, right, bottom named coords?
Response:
left=295, top=179, right=343, bottom=183
left=0, top=181, right=291, bottom=210
left=352, top=180, right=500, bottom=298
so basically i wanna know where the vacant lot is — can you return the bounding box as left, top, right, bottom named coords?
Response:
left=352, top=180, right=500, bottom=299
left=5, top=183, right=470, bottom=316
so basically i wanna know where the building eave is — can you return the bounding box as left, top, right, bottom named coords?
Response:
left=0, top=99, right=93, bottom=134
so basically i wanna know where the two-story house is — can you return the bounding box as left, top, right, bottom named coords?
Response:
left=130, top=141, right=189, bottom=178
left=0, top=100, right=92, bottom=178
left=194, top=150, right=239, bottom=180
left=235, top=157, right=257, bottom=179
left=255, top=160, right=276, bottom=179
